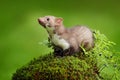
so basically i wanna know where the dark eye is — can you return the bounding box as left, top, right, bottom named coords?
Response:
left=47, top=18, right=50, bottom=21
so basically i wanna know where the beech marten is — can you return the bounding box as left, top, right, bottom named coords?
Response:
left=38, top=16, right=94, bottom=56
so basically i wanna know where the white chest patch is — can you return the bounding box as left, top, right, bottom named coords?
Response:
left=46, top=26, right=70, bottom=50
left=51, top=34, right=70, bottom=50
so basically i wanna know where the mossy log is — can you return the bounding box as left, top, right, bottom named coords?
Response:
left=12, top=53, right=99, bottom=80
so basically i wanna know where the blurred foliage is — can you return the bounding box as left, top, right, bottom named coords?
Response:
left=91, top=30, right=120, bottom=79
left=12, top=30, right=120, bottom=80
left=0, top=0, right=120, bottom=80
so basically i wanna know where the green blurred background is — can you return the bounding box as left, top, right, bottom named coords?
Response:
left=0, top=0, right=120, bottom=80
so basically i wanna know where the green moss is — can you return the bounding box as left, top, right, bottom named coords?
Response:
left=12, top=30, right=120, bottom=80
left=12, top=54, right=98, bottom=80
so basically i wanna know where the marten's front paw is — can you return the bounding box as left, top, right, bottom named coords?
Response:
left=53, top=46, right=63, bottom=57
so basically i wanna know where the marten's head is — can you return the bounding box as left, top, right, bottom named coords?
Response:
left=38, top=16, right=63, bottom=34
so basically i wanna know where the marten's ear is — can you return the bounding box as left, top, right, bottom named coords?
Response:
left=55, top=18, right=63, bottom=26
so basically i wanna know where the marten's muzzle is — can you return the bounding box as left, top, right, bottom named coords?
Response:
left=38, top=18, right=46, bottom=28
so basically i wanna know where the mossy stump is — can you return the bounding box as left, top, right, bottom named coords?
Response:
left=12, top=53, right=99, bottom=80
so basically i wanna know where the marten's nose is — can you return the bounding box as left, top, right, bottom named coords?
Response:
left=38, top=18, right=41, bottom=23
left=38, top=18, right=42, bottom=24
left=38, top=18, right=46, bottom=28
left=38, top=18, right=44, bottom=23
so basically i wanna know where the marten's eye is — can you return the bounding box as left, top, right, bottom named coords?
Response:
left=46, top=18, right=50, bottom=21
